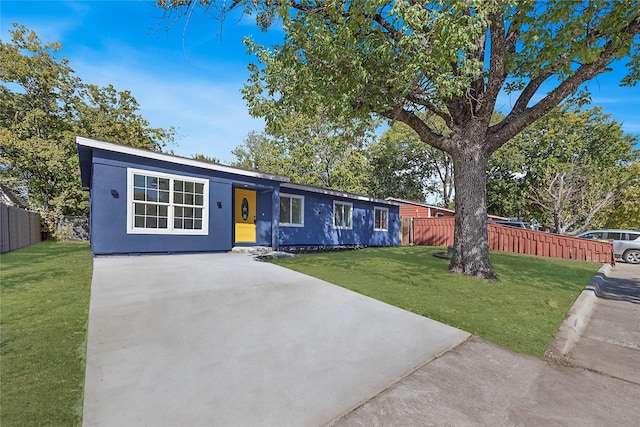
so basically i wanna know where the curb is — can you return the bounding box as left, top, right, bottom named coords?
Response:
left=545, top=263, right=612, bottom=361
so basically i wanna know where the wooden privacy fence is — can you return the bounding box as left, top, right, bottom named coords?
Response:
left=405, top=217, right=614, bottom=263
left=0, top=204, right=42, bottom=254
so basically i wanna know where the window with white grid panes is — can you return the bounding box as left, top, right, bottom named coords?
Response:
left=127, top=168, right=208, bottom=235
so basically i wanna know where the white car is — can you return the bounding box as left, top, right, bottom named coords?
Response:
left=576, top=230, right=640, bottom=264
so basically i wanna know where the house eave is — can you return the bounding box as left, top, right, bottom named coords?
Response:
left=384, top=197, right=455, bottom=213
left=76, top=136, right=291, bottom=183
left=282, top=183, right=401, bottom=206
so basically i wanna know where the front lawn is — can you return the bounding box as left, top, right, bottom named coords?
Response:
left=0, top=241, right=92, bottom=427
left=272, top=246, right=601, bottom=356
left=0, top=242, right=601, bottom=425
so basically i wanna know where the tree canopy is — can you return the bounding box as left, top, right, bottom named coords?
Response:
left=232, top=111, right=372, bottom=194
left=0, top=24, right=174, bottom=234
left=160, top=0, right=640, bottom=278
left=367, top=114, right=454, bottom=205
left=487, top=105, right=639, bottom=234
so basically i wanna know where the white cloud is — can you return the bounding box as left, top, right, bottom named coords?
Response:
left=71, top=54, right=263, bottom=163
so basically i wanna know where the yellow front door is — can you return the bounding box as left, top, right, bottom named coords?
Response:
left=234, top=188, right=257, bottom=243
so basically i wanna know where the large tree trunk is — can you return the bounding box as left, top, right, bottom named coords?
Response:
left=448, top=139, right=496, bottom=279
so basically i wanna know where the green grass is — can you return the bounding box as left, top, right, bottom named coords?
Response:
left=1, top=241, right=92, bottom=427
left=272, top=246, right=601, bottom=357
left=0, top=243, right=601, bottom=424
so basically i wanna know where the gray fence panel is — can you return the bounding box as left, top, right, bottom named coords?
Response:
left=30, top=211, right=41, bottom=243
left=0, top=203, right=42, bottom=254
left=0, top=204, right=8, bottom=253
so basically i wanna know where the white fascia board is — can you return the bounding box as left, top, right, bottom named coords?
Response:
left=282, top=182, right=401, bottom=206
left=76, top=136, right=290, bottom=183
left=385, top=197, right=455, bottom=213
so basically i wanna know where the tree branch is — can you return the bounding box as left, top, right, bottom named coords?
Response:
left=489, top=14, right=640, bottom=152
left=405, top=93, right=453, bottom=128
left=478, top=13, right=508, bottom=119
left=382, top=107, right=450, bottom=152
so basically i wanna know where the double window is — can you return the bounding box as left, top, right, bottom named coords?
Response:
left=280, top=194, right=304, bottom=226
left=374, top=207, right=388, bottom=231
left=333, top=201, right=353, bottom=229
left=127, top=168, right=208, bottom=235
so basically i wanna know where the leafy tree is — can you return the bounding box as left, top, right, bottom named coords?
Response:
left=191, top=153, right=221, bottom=163
left=598, top=161, right=640, bottom=230
left=232, top=130, right=288, bottom=172
left=160, top=0, right=640, bottom=278
left=76, top=84, right=174, bottom=150
left=0, top=24, right=174, bottom=234
left=232, top=112, right=372, bottom=194
left=487, top=106, right=639, bottom=233
left=368, top=116, right=454, bottom=205
left=366, top=131, right=428, bottom=202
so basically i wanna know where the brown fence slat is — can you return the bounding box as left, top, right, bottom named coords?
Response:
left=407, top=217, right=613, bottom=263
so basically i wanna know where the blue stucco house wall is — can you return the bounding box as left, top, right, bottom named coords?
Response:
left=77, top=137, right=399, bottom=255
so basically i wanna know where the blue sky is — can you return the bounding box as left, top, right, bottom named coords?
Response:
left=2, top=0, right=639, bottom=163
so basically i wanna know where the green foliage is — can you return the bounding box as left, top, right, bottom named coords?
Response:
left=232, top=131, right=284, bottom=172
left=191, top=153, right=221, bottom=163
left=0, top=241, right=92, bottom=426
left=161, top=0, right=640, bottom=277
left=272, top=246, right=600, bottom=357
left=597, top=161, right=640, bottom=229
left=232, top=111, right=372, bottom=193
left=487, top=106, right=639, bottom=232
left=369, top=113, right=454, bottom=204
left=0, top=24, right=174, bottom=233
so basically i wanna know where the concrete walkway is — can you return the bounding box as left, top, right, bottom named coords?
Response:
left=82, top=253, right=470, bottom=426
left=336, top=263, right=640, bottom=426
left=567, top=263, right=640, bottom=383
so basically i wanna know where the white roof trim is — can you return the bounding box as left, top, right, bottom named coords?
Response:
left=76, top=136, right=290, bottom=183
left=385, top=197, right=455, bottom=212
left=282, top=183, right=400, bottom=205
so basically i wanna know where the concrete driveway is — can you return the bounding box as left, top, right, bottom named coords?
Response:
left=82, top=253, right=469, bottom=426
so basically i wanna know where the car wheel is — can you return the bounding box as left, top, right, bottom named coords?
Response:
left=623, top=249, right=640, bottom=264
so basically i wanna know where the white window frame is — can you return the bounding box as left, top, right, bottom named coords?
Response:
left=333, top=201, right=353, bottom=230
left=279, top=193, right=305, bottom=227
left=126, top=168, right=209, bottom=235
left=374, top=207, right=389, bottom=231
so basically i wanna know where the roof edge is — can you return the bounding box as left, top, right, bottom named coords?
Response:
left=385, top=197, right=455, bottom=212
left=76, top=136, right=291, bottom=183
left=282, top=183, right=400, bottom=206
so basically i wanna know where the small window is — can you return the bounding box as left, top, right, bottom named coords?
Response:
left=333, top=201, right=352, bottom=229
left=280, top=194, right=304, bottom=226
left=581, top=232, right=604, bottom=240
left=374, top=207, right=388, bottom=231
left=628, top=233, right=640, bottom=241
left=606, top=232, right=623, bottom=241
left=127, top=168, right=208, bottom=235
